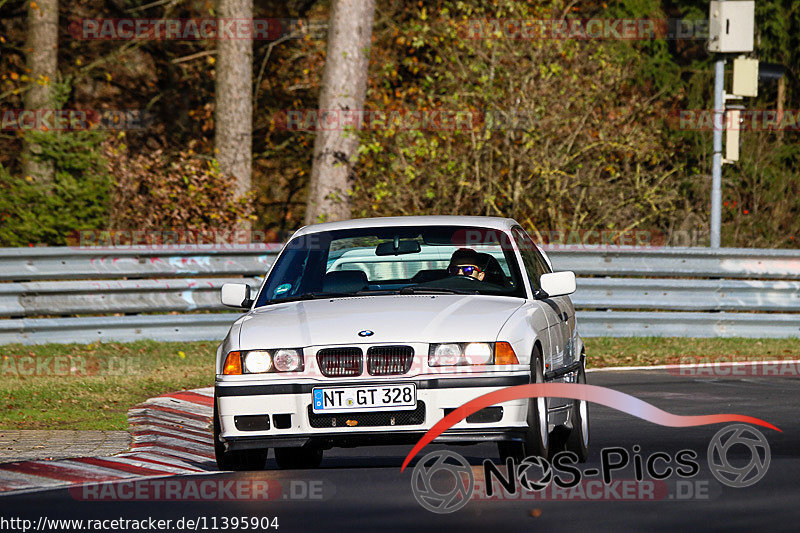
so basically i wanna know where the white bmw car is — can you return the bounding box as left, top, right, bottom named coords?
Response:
left=214, top=216, right=589, bottom=470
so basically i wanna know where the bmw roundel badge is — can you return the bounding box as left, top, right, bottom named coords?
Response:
left=358, top=330, right=374, bottom=337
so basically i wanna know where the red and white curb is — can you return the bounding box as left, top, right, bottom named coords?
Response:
left=0, top=388, right=216, bottom=495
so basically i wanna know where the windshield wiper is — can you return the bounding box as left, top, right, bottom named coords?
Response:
left=261, top=292, right=343, bottom=305
left=262, top=286, right=473, bottom=305
left=398, top=286, right=476, bottom=295
left=353, top=289, right=402, bottom=296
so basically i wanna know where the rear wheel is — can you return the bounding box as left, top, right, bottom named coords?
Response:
left=565, top=362, right=590, bottom=462
left=213, top=402, right=268, bottom=471
left=274, top=445, right=323, bottom=469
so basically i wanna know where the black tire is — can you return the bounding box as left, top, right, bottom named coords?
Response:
left=213, top=402, right=268, bottom=471
left=523, top=348, right=549, bottom=458
left=498, top=347, right=549, bottom=462
left=565, top=361, right=590, bottom=462
left=274, top=445, right=323, bottom=470
left=497, top=441, right=525, bottom=464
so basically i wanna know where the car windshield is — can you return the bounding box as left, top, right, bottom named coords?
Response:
left=255, top=225, right=526, bottom=306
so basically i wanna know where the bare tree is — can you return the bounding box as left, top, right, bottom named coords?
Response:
left=304, top=0, right=376, bottom=224
left=22, top=0, right=58, bottom=182
left=215, top=0, right=253, bottom=206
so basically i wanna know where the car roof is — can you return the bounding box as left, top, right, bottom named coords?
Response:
left=292, top=216, right=520, bottom=237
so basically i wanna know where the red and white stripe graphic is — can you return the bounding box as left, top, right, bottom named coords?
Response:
left=0, top=387, right=216, bottom=494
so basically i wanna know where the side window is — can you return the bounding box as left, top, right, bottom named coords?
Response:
left=532, top=248, right=552, bottom=275
left=512, top=227, right=543, bottom=291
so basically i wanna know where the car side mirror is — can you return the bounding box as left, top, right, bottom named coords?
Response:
left=221, top=283, right=253, bottom=308
left=537, top=271, right=576, bottom=298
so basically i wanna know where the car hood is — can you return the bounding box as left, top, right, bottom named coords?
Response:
left=237, top=294, right=525, bottom=349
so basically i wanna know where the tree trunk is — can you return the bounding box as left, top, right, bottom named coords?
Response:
left=304, top=0, right=376, bottom=225
left=22, top=0, right=58, bottom=183
left=215, top=0, right=253, bottom=204
left=777, top=75, right=785, bottom=144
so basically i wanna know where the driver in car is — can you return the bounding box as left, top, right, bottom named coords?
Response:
left=447, top=248, right=506, bottom=285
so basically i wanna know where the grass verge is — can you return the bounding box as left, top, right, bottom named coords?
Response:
left=584, top=337, right=800, bottom=368
left=1, top=340, right=215, bottom=430
left=2, top=338, right=799, bottom=430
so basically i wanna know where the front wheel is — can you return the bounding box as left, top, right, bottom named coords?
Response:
left=213, top=402, right=268, bottom=471
left=524, top=349, right=550, bottom=458
left=498, top=348, right=549, bottom=462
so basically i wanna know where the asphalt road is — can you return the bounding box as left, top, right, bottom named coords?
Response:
left=1, top=369, right=798, bottom=532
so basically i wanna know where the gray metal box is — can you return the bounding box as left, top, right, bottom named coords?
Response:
left=708, top=1, right=754, bottom=52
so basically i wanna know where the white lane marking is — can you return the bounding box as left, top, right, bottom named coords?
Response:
left=588, top=365, right=669, bottom=372
left=56, top=460, right=140, bottom=479
left=131, top=434, right=213, bottom=452
left=93, top=455, right=202, bottom=474
left=113, top=452, right=208, bottom=472
left=128, top=410, right=211, bottom=430
left=0, top=470, right=63, bottom=491
left=588, top=359, right=800, bottom=372
left=141, top=397, right=212, bottom=416
left=128, top=445, right=213, bottom=464
left=130, top=427, right=213, bottom=445
left=128, top=420, right=212, bottom=438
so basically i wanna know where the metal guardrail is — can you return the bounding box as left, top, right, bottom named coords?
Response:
left=0, top=244, right=798, bottom=344
left=546, top=246, right=800, bottom=279
left=573, top=278, right=800, bottom=312
left=0, top=245, right=278, bottom=281
left=0, top=278, right=261, bottom=317
left=0, top=313, right=243, bottom=345
left=578, top=311, right=800, bottom=338
left=3, top=245, right=799, bottom=281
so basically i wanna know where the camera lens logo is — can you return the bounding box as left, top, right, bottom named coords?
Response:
left=516, top=456, right=553, bottom=491
left=411, top=450, right=474, bottom=514
left=707, top=424, right=770, bottom=488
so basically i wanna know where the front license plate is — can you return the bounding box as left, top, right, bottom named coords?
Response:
left=312, top=384, right=417, bottom=414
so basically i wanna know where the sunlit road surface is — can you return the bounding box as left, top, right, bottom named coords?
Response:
left=1, top=370, right=798, bottom=532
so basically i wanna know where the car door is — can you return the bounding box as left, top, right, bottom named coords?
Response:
left=531, top=243, right=577, bottom=369
left=511, top=227, right=566, bottom=375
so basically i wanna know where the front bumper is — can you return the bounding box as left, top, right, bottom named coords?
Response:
left=215, top=374, right=530, bottom=450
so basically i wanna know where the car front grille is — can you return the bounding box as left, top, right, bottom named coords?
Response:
left=307, top=401, right=426, bottom=428
left=317, top=347, right=363, bottom=377
left=367, top=345, right=414, bottom=376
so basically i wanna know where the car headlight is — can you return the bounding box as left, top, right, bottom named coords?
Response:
left=223, top=349, right=305, bottom=375
left=243, top=350, right=272, bottom=373
left=273, top=349, right=303, bottom=372
left=464, top=342, right=493, bottom=365
left=430, top=343, right=463, bottom=366
left=428, top=342, right=519, bottom=366
left=429, top=342, right=496, bottom=366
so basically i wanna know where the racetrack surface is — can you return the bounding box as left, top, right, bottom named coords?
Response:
left=0, top=370, right=798, bottom=532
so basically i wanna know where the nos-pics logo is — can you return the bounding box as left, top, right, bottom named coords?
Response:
left=410, top=424, right=771, bottom=514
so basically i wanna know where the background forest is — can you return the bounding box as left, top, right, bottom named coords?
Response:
left=1, top=0, right=798, bottom=247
